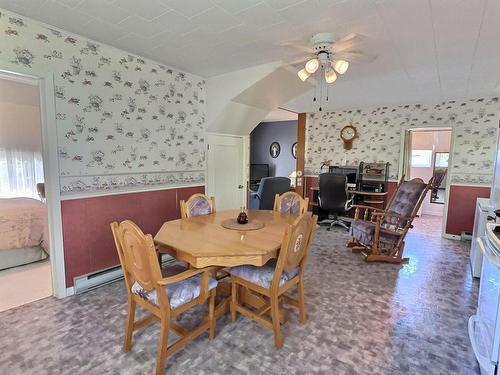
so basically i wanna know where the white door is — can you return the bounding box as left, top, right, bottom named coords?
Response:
left=206, top=134, right=245, bottom=210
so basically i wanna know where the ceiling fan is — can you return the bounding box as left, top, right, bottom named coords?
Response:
left=282, top=32, right=374, bottom=110
left=284, top=32, right=372, bottom=82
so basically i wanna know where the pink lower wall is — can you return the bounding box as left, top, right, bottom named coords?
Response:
left=304, top=176, right=489, bottom=236
left=445, top=185, right=490, bottom=235
left=61, top=185, right=204, bottom=287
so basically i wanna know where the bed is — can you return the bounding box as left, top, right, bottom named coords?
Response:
left=0, top=198, right=49, bottom=270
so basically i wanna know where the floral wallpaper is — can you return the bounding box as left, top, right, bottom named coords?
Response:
left=305, top=97, right=499, bottom=185
left=0, top=9, right=206, bottom=195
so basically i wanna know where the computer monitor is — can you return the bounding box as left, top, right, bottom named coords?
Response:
left=250, top=164, right=269, bottom=182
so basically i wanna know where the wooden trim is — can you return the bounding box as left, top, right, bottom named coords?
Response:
left=296, top=113, right=306, bottom=197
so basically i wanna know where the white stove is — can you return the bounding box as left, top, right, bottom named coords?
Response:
left=470, top=223, right=500, bottom=374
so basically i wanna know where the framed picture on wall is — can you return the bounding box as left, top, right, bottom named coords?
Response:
left=270, top=142, right=280, bottom=158
left=292, top=142, right=297, bottom=159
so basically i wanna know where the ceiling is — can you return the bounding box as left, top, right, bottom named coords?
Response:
left=261, top=108, right=298, bottom=122
left=1, top=0, right=500, bottom=111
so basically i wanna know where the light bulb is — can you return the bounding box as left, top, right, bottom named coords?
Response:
left=333, top=59, right=349, bottom=74
left=305, top=58, right=319, bottom=74
left=325, top=69, right=337, bottom=83
left=297, top=68, right=310, bottom=82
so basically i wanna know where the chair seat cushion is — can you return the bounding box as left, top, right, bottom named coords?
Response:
left=227, top=261, right=300, bottom=289
left=350, top=220, right=400, bottom=252
left=131, top=275, right=217, bottom=309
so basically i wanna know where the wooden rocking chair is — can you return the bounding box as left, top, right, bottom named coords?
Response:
left=347, top=176, right=433, bottom=264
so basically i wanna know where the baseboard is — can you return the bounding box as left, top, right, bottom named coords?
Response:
left=65, top=286, right=75, bottom=297
left=443, top=233, right=461, bottom=240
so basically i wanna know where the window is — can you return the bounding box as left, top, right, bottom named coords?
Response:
left=0, top=148, right=44, bottom=199
left=411, top=149, right=433, bottom=168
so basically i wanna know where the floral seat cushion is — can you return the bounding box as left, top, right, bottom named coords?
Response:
left=131, top=274, right=217, bottom=309
left=350, top=220, right=400, bottom=252
left=227, top=261, right=300, bottom=289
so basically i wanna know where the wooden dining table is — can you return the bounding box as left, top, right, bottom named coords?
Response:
left=154, top=209, right=299, bottom=320
left=154, top=209, right=297, bottom=268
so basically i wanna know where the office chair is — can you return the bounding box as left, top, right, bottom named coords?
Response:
left=318, top=173, right=353, bottom=231
left=249, top=177, right=291, bottom=210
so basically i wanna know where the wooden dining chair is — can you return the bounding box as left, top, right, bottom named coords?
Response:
left=227, top=213, right=318, bottom=348
left=180, top=193, right=216, bottom=218
left=273, top=191, right=309, bottom=215
left=110, top=220, right=218, bottom=375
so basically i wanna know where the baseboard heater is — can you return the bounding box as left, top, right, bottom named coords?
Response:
left=73, top=255, right=175, bottom=294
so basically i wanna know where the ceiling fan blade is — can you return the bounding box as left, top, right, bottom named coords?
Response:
left=335, top=51, right=377, bottom=64
left=279, top=42, right=314, bottom=54
left=287, top=56, right=310, bottom=65
left=331, top=33, right=367, bottom=53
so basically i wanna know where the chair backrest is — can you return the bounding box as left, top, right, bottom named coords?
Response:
left=110, top=220, right=167, bottom=306
left=385, top=177, right=430, bottom=226
left=273, top=191, right=309, bottom=215
left=256, top=177, right=291, bottom=210
left=318, top=173, right=348, bottom=212
left=274, top=213, right=318, bottom=286
left=432, top=168, right=447, bottom=192
left=36, top=183, right=45, bottom=200
left=180, top=193, right=216, bottom=218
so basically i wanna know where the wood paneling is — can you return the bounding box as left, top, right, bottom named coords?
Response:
left=296, top=113, right=306, bottom=197
left=61, top=186, right=204, bottom=287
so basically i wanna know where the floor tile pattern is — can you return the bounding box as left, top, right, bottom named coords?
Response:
left=0, top=216, right=479, bottom=374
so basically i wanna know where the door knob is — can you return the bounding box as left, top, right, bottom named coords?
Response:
left=238, top=185, right=244, bottom=189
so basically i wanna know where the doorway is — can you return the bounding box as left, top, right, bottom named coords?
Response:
left=248, top=110, right=299, bottom=209
left=0, top=74, right=52, bottom=311
left=403, top=128, right=452, bottom=232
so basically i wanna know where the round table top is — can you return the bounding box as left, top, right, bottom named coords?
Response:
left=154, top=209, right=299, bottom=268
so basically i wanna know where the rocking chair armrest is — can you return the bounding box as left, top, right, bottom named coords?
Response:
left=157, top=266, right=217, bottom=286
left=352, top=205, right=384, bottom=221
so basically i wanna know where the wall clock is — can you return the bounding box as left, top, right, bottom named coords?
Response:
left=292, top=142, right=297, bottom=159
left=340, top=124, right=357, bottom=150
left=270, top=142, right=280, bottom=158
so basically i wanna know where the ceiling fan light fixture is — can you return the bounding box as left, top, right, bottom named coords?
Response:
left=297, top=68, right=311, bottom=82
left=305, top=58, right=319, bottom=74
left=325, top=69, right=337, bottom=84
left=333, top=59, right=349, bottom=74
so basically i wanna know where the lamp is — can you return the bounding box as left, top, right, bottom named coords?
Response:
left=333, top=59, right=349, bottom=74
left=305, top=58, right=319, bottom=74
left=297, top=68, right=310, bottom=82
left=325, top=69, right=337, bottom=83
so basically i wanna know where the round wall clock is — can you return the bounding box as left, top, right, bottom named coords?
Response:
left=270, top=142, right=281, bottom=158
left=340, top=124, right=357, bottom=150
left=292, top=142, right=297, bottom=159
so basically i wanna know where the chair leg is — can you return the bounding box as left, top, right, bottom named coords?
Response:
left=297, top=279, right=307, bottom=323
left=124, top=299, right=136, bottom=352
left=270, top=295, right=283, bottom=349
left=156, top=316, right=169, bottom=375
left=209, top=289, right=216, bottom=339
left=231, top=280, right=238, bottom=322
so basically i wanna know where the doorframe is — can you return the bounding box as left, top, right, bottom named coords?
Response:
left=398, top=126, right=455, bottom=238
left=205, top=132, right=247, bottom=209
left=0, top=69, right=67, bottom=298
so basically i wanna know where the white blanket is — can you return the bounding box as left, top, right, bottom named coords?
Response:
left=0, top=198, right=49, bottom=252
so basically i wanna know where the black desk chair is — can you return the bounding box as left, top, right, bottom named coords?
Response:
left=249, top=177, right=291, bottom=210
left=318, top=173, right=353, bottom=231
